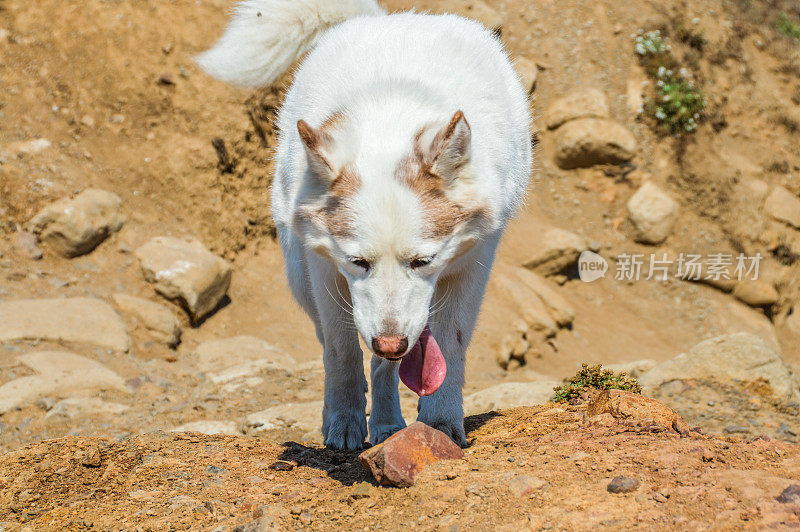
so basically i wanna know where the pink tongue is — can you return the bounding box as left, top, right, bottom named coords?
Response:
left=399, top=325, right=446, bottom=397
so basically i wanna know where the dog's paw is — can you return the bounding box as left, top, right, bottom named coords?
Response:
left=323, top=410, right=368, bottom=450
left=426, top=418, right=467, bottom=448
left=369, top=422, right=406, bottom=445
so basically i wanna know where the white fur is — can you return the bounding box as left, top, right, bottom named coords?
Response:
left=197, top=0, right=385, bottom=87
left=200, top=5, right=531, bottom=449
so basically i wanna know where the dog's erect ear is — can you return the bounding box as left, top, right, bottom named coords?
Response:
left=297, top=119, right=337, bottom=180
left=425, top=110, right=472, bottom=179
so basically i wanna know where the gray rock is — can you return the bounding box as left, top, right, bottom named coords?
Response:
left=553, top=118, right=636, bottom=169
left=112, top=293, right=181, bottom=347
left=639, top=333, right=800, bottom=403
left=0, top=298, right=130, bottom=352
left=11, top=231, right=42, bottom=260
left=45, top=397, right=129, bottom=420
left=194, top=336, right=296, bottom=384
left=765, top=186, right=800, bottom=229
left=513, top=267, right=575, bottom=326
left=463, top=382, right=559, bottom=416
left=135, top=236, right=232, bottom=323
left=245, top=401, right=323, bottom=433
left=732, top=281, right=779, bottom=307
left=172, top=420, right=240, bottom=436
left=522, top=227, right=588, bottom=276
left=546, top=88, right=609, bottom=129
left=777, top=484, right=800, bottom=504
left=7, top=138, right=51, bottom=156
left=27, top=189, right=124, bottom=257
left=514, top=57, right=538, bottom=94
left=0, top=351, right=128, bottom=414
left=626, top=182, right=679, bottom=245
left=508, top=474, right=547, bottom=497
left=607, top=476, right=640, bottom=493
left=787, top=306, right=800, bottom=337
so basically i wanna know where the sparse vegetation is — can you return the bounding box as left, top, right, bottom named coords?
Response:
left=552, top=364, right=642, bottom=403
left=635, top=30, right=706, bottom=134
left=675, top=24, right=708, bottom=51
left=776, top=13, right=800, bottom=39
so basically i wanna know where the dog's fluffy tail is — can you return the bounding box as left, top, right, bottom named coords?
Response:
left=197, top=0, right=385, bottom=87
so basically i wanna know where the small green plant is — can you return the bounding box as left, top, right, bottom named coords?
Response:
left=653, top=67, right=706, bottom=133
left=552, top=364, right=642, bottom=403
left=634, top=30, right=670, bottom=56
left=776, top=13, right=800, bottom=39
left=634, top=30, right=706, bottom=135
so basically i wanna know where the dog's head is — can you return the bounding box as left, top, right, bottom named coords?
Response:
left=294, top=109, right=492, bottom=358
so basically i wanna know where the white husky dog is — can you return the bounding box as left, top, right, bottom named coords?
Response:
left=199, top=0, right=531, bottom=449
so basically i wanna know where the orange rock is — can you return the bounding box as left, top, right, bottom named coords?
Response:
left=586, top=389, right=690, bottom=435
left=358, top=422, right=464, bottom=487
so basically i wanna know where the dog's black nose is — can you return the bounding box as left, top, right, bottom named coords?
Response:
left=372, top=335, right=409, bottom=359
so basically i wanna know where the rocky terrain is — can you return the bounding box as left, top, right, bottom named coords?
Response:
left=2, top=0, right=800, bottom=529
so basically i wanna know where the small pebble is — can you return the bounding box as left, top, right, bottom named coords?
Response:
left=268, top=460, right=294, bottom=472
left=607, top=476, right=640, bottom=494
left=205, top=465, right=227, bottom=476
left=777, top=484, right=800, bottom=504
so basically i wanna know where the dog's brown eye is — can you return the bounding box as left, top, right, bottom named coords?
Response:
left=349, top=257, right=371, bottom=271
left=410, top=257, right=434, bottom=269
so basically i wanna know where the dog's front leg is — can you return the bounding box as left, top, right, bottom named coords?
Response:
left=308, top=257, right=368, bottom=450
left=417, top=239, right=499, bottom=447
left=369, top=356, right=406, bottom=444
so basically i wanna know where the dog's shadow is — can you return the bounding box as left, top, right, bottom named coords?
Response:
left=278, top=412, right=501, bottom=486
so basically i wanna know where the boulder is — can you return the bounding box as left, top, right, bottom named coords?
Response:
left=45, top=398, right=129, bottom=420
left=0, top=351, right=128, bottom=414
left=732, top=281, right=779, bottom=307
left=513, top=267, right=576, bottom=326
left=522, top=227, right=588, bottom=276
left=765, top=186, right=800, bottom=229
left=546, top=88, right=609, bottom=129
left=787, top=307, right=800, bottom=336
left=135, top=236, right=232, bottom=323
left=245, top=401, right=323, bottom=433
left=27, top=189, right=124, bottom=257
left=553, top=118, right=637, bottom=169
left=494, top=275, right=557, bottom=337
left=7, top=138, right=51, bottom=156
left=112, top=294, right=182, bottom=347
left=358, top=422, right=464, bottom=487
left=626, top=182, right=679, bottom=245
left=514, top=57, right=538, bottom=94
left=587, top=389, right=690, bottom=435
left=463, top=382, right=559, bottom=416
left=638, top=333, right=800, bottom=403
left=10, top=231, right=42, bottom=260
left=194, top=336, right=296, bottom=384
left=0, top=298, right=130, bottom=352
left=173, top=421, right=240, bottom=436
left=438, top=0, right=503, bottom=35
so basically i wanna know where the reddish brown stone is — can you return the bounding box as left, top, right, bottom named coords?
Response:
left=587, top=389, right=690, bottom=435
left=358, top=422, right=464, bottom=487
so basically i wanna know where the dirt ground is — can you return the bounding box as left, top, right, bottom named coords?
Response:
left=2, top=404, right=800, bottom=531
left=2, top=0, right=800, bottom=529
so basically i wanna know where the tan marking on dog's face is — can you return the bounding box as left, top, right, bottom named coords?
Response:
left=319, top=110, right=346, bottom=132
left=297, top=163, right=362, bottom=238
left=396, top=115, right=488, bottom=238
